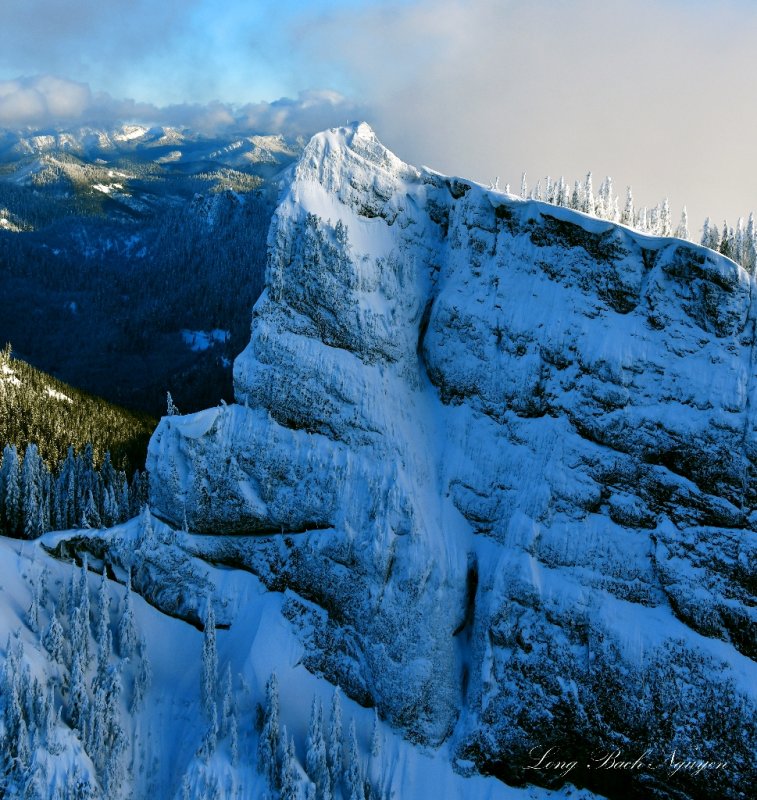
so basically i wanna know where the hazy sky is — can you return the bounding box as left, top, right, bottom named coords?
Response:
left=1, top=0, right=755, bottom=229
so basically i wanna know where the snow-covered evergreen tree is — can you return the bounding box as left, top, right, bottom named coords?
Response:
left=166, top=391, right=179, bottom=416
left=306, top=695, right=331, bottom=800
left=346, top=719, right=365, bottom=800
left=43, top=609, right=64, bottom=663
left=370, top=707, right=381, bottom=759
left=659, top=198, right=672, bottom=236
left=96, top=569, right=110, bottom=646
left=570, top=179, right=580, bottom=210
left=0, top=444, right=21, bottom=535
left=68, top=650, right=89, bottom=737
left=131, top=636, right=152, bottom=713
left=280, top=728, right=299, bottom=800
left=80, top=488, right=101, bottom=529
left=258, top=672, right=281, bottom=788
left=327, top=687, right=343, bottom=794
left=136, top=503, right=154, bottom=550
left=583, top=172, right=594, bottom=216
left=621, top=186, right=634, bottom=226
left=201, top=599, right=218, bottom=717
left=220, top=663, right=234, bottom=739
left=118, top=571, right=138, bottom=658
left=201, top=701, right=218, bottom=760
left=675, top=206, right=690, bottom=241
left=27, top=579, right=41, bottom=634
left=72, top=581, right=91, bottom=672
left=229, top=707, right=239, bottom=766
left=720, top=220, right=734, bottom=259
left=21, top=443, right=43, bottom=539
left=744, top=212, right=756, bottom=273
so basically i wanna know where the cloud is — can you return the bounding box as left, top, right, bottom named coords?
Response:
left=0, top=77, right=94, bottom=125
left=0, top=1, right=205, bottom=79
left=293, top=0, right=757, bottom=227
left=0, top=76, right=364, bottom=139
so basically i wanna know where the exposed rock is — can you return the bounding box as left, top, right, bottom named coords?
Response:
left=147, top=123, right=756, bottom=798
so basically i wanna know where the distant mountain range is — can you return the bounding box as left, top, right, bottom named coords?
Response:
left=0, top=124, right=302, bottom=416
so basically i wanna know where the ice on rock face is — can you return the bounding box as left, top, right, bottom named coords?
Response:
left=147, top=124, right=757, bottom=796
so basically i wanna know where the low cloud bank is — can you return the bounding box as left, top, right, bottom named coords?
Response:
left=0, top=76, right=366, bottom=138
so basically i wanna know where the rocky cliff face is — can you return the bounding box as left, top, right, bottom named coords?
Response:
left=148, top=123, right=756, bottom=798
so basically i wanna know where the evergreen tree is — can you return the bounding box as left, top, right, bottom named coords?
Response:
left=43, top=609, right=64, bottom=663
left=136, top=503, right=154, bottom=550
left=96, top=569, right=110, bottom=647
left=117, top=473, right=130, bottom=522
left=166, top=392, right=179, bottom=416
left=735, top=217, right=745, bottom=265
left=720, top=220, right=734, bottom=259
left=72, top=602, right=91, bottom=672
left=201, top=600, right=218, bottom=717
left=306, top=696, right=331, bottom=800
left=568, top=181, right=583, bottom=211
left=229, top=708, right=239, bottom=766
left=258, top=672, right=281, bottom=787
left=701, top=216, right=712, bottom=247
left=544, top=175, right=553, bottom=204
left=675, top=206, right=690, bottom=241
left=17, top=716, right=31, bottom=771
left=117, top=572, right=138, bottom=658
left=583, top=172, right=594, bottom=216
left=637, top=206, right=648, bottom=233
left=745, top=212, right=756, bottom=273
left=370, top=708, right=381, bottom=758
left=80, top=488, right=100, bottom=529
left=327, top=688, right=343, bottom=794
left=346, top=719, right=365, bottom=800
left=131, top=637, right=152, bottom=713
left=520, top=172, right=527, bottom=199
left=43, top=681, right=56, bottom=747
left=659, top=198, right=672, bottom=236
left=1, top=444, right=22, bottom=535
left=93, top=627, right=112, bottom=696
left=21, top=443, right=43, bottom=539
left=596, top=177, right=608, bottom=219
left=68, top=651, right=89, bottom=737
left=280, top=728, right=299, bottom=800
left=201, top=701, right=218, bottom=760
left=621, top=186, right=634, bottom=226
left=649, top=205, right=660, bottom=236
left=558, top=177, right=569, bottom=207
left=27, top=580, right=41, bottom=634
left=220, top=663, right=234, bottom=739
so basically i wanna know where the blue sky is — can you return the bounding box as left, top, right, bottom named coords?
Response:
left=0, top=0, right=382, bottom=105
left=1, top=0, right=757, bottom=227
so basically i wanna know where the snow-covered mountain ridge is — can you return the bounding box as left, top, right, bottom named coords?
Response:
left=143, top=123, right=753, bottom=798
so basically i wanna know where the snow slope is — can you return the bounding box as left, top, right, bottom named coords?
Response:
left=0, top=525, right=602, bottom=800
left=146, top=123, right=756, bottom=799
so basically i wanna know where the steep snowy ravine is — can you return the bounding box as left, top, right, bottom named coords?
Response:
left=26, top=123, right=757, bottom=799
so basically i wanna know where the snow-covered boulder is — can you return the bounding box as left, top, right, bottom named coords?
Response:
left=148, top=123, right=756, bottom=798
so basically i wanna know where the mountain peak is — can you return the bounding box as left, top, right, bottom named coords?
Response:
left=146, top=122, right=757, bottom=798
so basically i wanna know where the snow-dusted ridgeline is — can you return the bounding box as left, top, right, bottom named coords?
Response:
left=145, top=124, right=756, bottom=799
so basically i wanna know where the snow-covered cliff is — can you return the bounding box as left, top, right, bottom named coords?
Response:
left=147, top=123, right=756, bottom=799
